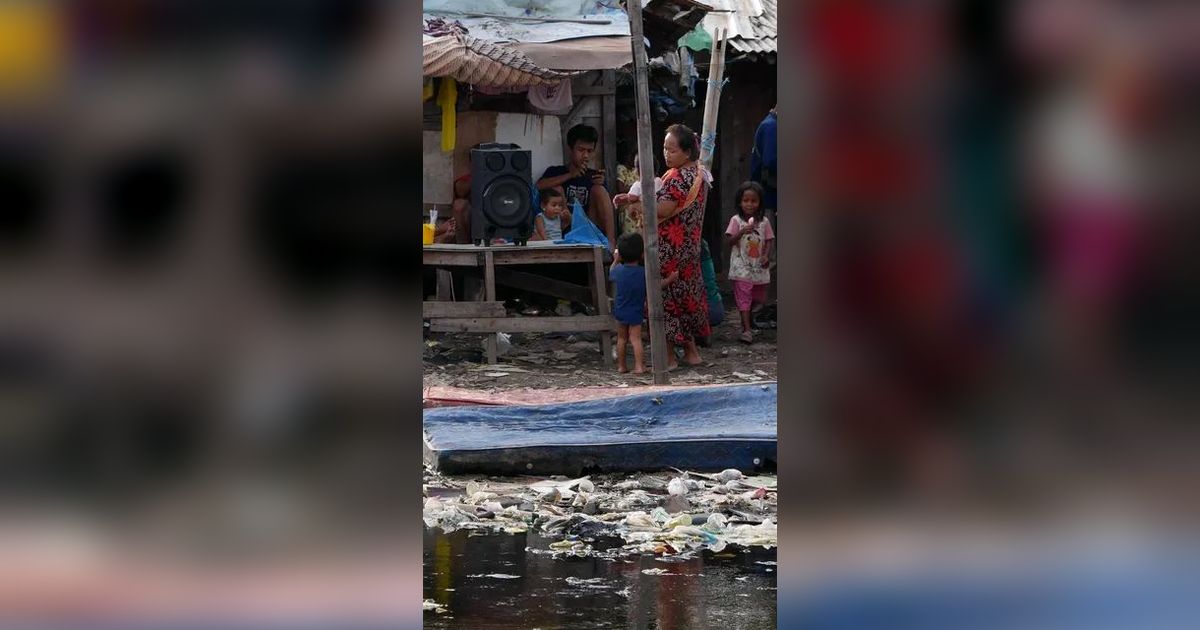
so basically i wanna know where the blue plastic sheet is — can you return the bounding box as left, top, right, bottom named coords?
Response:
left=424, top=384, right=777, bottom=474
left=558, top=200, right=610, bottom=251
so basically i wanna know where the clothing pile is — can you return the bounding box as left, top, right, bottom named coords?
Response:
left=423, top=17, right=467, bottom=37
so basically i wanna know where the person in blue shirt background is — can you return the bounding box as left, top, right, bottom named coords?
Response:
left=750, top=106, right=777, bottom=228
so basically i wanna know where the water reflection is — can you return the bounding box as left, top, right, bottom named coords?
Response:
left=423, top=529, right=777, bottom=629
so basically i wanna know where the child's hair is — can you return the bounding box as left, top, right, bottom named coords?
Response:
left=539, top=188, right=564, bottom=205
left=617, top=232, right=644, bottom=264
left=735, top=181, right=765, bottom=220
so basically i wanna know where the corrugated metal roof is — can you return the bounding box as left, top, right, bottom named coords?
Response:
left=702, top=0, right=775, bottom=55
left=423, top=33, right=575, bottom=87
left=422, top=2, right=630, bottom=45
left=643, top=0, right=714, bottom=56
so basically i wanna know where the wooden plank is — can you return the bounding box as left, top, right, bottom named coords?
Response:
left=423, top=301, right=506, bottom=319
left=628, top=1, right=670, bottom=385
left=484, top=250, right=498, bottom=364
left=435, top=269, right=454, bottom=301
left=602, top=74, right=617, bottom=192
left=429, top=315, right=616, bottom=334
left=423, top=250, right=483, bottom=267
left=573, top=84, right=616, bottom=96
left=493, top=267, right=594, bottom=304
left=592, top=246, right=614, bottom=367
left=491, top=248, right=594, bottom=265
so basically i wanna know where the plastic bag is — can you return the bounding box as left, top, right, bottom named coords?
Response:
left=559, top=200, right=610, bottom=252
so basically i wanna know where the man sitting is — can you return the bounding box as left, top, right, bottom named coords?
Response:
left=535, top=124, right=617, bottom=251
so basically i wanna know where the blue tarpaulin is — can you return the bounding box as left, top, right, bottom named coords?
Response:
left=423, top=383, right=777, bottom=475
left=558, top=200, right=610, bottom=251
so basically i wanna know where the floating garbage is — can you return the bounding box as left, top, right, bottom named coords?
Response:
left=423, top=467, right=777, bottom=560
left=466, top=574, right=521, bottom=579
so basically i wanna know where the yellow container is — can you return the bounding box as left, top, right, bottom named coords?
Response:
left=422, top=223, right=435, bottom=245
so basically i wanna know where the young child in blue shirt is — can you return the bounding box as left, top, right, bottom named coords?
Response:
left=609, top=232, right=678, bottom=374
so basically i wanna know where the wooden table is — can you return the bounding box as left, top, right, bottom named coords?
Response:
left=423, top=242, right=614, bottom=365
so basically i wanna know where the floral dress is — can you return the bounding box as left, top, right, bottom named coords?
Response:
left=656, top=164, right=711, bottom=344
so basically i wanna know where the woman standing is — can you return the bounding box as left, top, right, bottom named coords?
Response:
left=655, top=124, right=711, bottom=368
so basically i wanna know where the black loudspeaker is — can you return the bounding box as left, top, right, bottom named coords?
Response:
left=470, top=143, right=533, bottom=246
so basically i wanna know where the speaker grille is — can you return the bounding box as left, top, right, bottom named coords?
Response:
left=481, top=176, right=531, bottom=228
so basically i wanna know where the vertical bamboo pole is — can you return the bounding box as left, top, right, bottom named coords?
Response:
left=628, top=0, right=669, bottom=383
left=699, top=28, right=727, bottom=171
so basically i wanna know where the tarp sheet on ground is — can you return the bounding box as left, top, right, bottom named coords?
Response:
left=424, top=383, right=777, bottom=475
left=423, top=384, right=700, bottom=408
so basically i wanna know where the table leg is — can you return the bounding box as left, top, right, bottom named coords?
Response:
left=484, top=250, right=498, bottom=365
left=592, top=246, right=613, bottom=368
left=436, top=269, right=453, bottom=301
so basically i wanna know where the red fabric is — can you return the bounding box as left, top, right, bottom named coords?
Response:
left=656, top=165, right=711, bottom=345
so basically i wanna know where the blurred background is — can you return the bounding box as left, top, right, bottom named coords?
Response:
left=781, top=0, right=1200, bottom=626
left=1, top=0, right=423, bottom=625
left=785, top=0, right=1200, bottom=507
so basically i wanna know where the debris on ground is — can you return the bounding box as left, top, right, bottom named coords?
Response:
left=423, top=311, right=776, bottom=391
left=422, top=467, right=777, bottom=560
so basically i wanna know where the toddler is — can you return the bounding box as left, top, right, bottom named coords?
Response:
left=609, top=232, right=677, bottom=373
left=534, top=188, right=570, bottom=241
left=612, top=154, right=661, bottom=236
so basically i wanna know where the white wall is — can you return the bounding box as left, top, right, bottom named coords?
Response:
left=493, top=112, right=562, bottom=182
left=422, top=131, right=455, bottom=205
left=422, top=112, right=563, bottom=207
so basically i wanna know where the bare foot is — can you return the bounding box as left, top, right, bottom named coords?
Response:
left=632, top=367, right=645, bottom=374
left=617, top=365, right=628, bottom=374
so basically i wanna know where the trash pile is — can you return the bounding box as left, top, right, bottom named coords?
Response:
left=423, top=468, right=777, bottom=559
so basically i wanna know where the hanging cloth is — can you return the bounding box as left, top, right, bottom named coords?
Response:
left=527, top=79, right=573, bottom=115
left=437, top=77, right=457, bottom=152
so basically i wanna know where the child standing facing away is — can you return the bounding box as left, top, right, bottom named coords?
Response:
left=533, top=188, right=571, bottom=241
left=609, top=232, right=678, bottom=373
left=725, top=181, right=774, bottom=344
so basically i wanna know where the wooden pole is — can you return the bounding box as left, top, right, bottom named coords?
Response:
left=627, top=0, right=669, bottom=384
left=699, top=28, right=727, bottom=171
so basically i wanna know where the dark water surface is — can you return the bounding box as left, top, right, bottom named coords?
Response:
left=423, top=529, right=777, bottom=629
